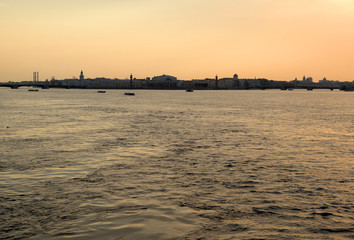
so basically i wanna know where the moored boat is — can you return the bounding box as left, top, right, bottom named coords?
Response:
left=186, top=88, right=194, bottom=92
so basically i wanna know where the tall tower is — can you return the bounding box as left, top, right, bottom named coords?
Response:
left=80, top=70, right=84, bottom=81
left=130, top=73, right=133, bottom=88
left=215, top=74, right=218, bottom=89
left=33, top=72, right=39, bottom=83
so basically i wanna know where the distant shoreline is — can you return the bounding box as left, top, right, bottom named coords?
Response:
left=1, top=85, right=353, bottom=91
left=1, top=77, right=353, bottom=91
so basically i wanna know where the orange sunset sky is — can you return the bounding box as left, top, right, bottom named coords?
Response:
left=1, top=0, right=353, bottom=82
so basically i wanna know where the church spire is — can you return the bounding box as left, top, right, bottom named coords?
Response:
left=80, top=70, right=84, bottom=81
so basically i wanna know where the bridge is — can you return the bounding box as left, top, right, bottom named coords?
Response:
left=0, top=82, right=50, bottom=89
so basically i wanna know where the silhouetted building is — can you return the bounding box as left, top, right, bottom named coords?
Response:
left=149, top=74, right=180, bottom=88
left=152, top=74, right=177, bottom=81
left=306, top=77, right=313, bottom=83
left=302, top=75, right=313, bottom=83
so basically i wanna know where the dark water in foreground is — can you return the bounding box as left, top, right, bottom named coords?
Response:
left=1, top=88, right=353, bottom=239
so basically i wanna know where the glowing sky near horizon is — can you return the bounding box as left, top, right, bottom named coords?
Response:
left=1, top=0, right=353, bottom=82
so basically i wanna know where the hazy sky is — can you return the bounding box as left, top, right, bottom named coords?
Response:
left=1, top=0, right=353, bottom=82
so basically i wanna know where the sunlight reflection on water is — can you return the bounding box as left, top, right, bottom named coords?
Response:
left=0, top=88, right=353, bottom=239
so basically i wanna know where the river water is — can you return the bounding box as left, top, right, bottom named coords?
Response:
left=0, top=88, right=353, bottom=239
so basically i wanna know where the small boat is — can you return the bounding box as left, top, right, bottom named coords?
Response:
left=28, top=89, right=39, bottom=92
left=186, top=88, right=194, bottom=92
left=97, top=90, right=106, bottom=93
left=124, top=92, right=135, bottom=96
left=288, top=88, right=294, bottom=91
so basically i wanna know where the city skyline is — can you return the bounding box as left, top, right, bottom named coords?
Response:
left=1, top=0, right=354, bottom=82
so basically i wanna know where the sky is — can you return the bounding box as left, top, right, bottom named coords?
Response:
left=1, top=0, right=353, bottom=82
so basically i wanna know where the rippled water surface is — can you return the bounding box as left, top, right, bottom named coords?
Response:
left=1, top=88, right=353, bottom=239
